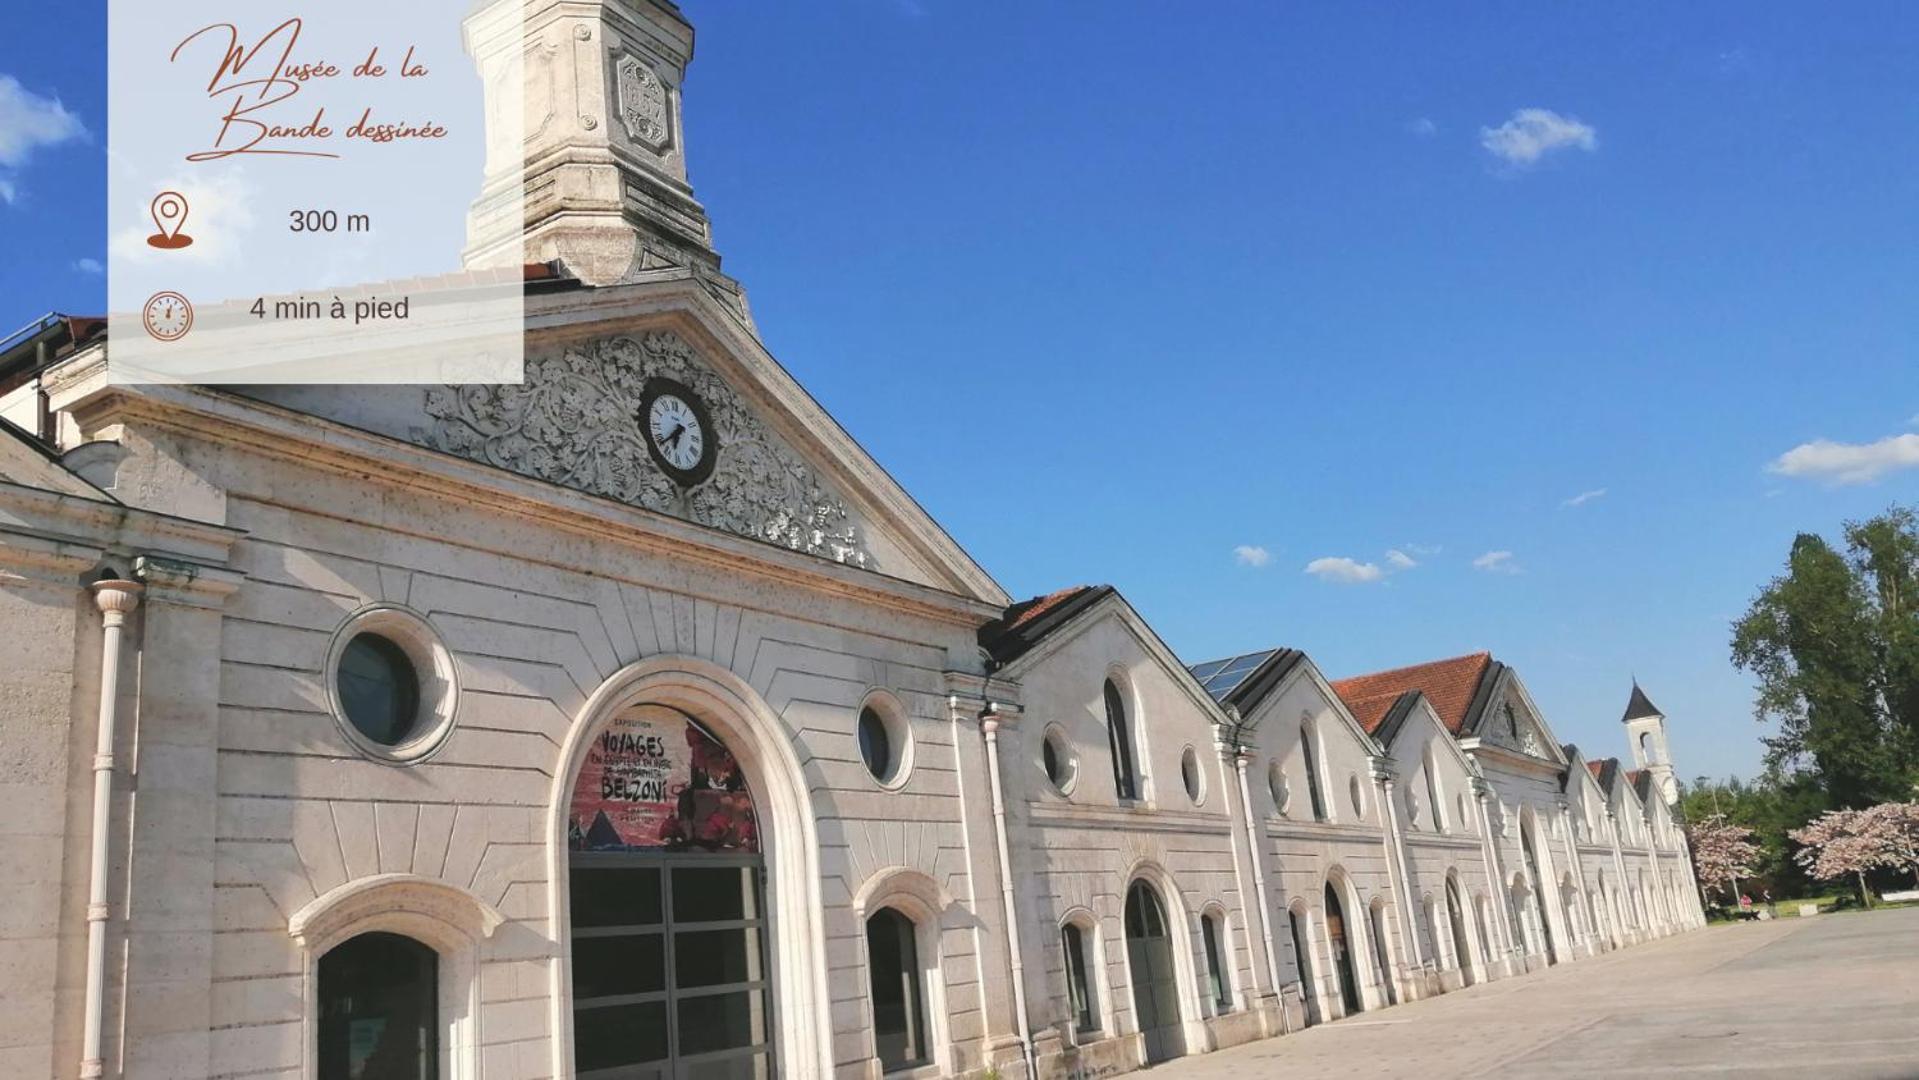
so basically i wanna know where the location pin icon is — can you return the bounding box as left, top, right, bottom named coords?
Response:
left=148, top=191, right=193, bottom=249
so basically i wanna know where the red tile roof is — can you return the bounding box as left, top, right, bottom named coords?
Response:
left=1340, top=689, right=1405, bottom=735
left=1004, top=586, right=1093, bottom=634
left=1587, top=761, right=1606, bottom=779
left=1330, top=652, right=1493, bottom=735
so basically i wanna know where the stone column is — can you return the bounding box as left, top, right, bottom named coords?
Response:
left=1471, top=779, right=1519, bottom=977
left=115, top=556, right=241, bottom=1079
left=1371, top=759, right=1424, bottom=1001
left=1226, top=741, right=1287, bottom=1033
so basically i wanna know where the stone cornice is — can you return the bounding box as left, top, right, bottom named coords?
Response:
left=1027, top=800, right=1234, bottom=835
left=0, top=480, right=243, bottom=563
left=134, top=554, right=245, bottom=609
left=51, top=377, right=1000, bottom=630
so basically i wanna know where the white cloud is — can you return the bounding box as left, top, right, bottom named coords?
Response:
left=1305, top=557, right=1385, bottom=584
left=1768, top=433, right=1919, bottom=486
left=72, top=257, right=102, bottom=274
left=1233, top=545, right=1271, bottom=569
left=1385, top=549, right=1418, bottom=570
left=1473, top=550, right=1520, bottom=574
left=1479, top=108, right=1596, bottom=167
left=1561, top=488, right=1608, bottom=508
left=0, top=74, right=85, bottom=203
left=1408, top=117, right=1437, bottom=138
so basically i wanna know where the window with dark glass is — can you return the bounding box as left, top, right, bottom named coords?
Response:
left=858, top=706, right=892, bottom=782
left=1061, top=922, right=1098, bottom=1032
left=1424, top=754, right=1445, bottom=833
left=337, top=633, right=421, bottom=746
left=1301, top=724, right=1327, bottom=821
left=1201, top=913, right=1231, bottom=1012
left=318, top=931, right=438, bottom=1080
left=1042, top=736, right=1062, bottom=787
left=1104, top=680, right=1137, bottom=800
left=866, top=907, right=929, bottom=1071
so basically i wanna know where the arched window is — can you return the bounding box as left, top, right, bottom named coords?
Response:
left=319, top=932, right=438, bottom=1080
left=1423, top=750, right=1445, bottom=833
left=1201, top=911, right=1232, bottom=1012
left=1300, top=722, right=1328, bottom=822
left=866, top=907, right=930, bottom=1071
left=1061, top=922, right=1099, bottom=1033
left=1104, top=679, right=1138, bottom=801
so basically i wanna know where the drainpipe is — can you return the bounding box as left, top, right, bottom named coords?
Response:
left=1230, top=747, right=1288, bottom=1032
left=979, top=711, right=1036, bottom=1080
left=81, top=578, right=143, bottom=1080
left=1553, top=800, right=1590, bottom=955
left=1606, top=810, right=1632, bottom=938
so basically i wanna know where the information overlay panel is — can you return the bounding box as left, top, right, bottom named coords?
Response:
left=108, top=2, right=525, bottom=384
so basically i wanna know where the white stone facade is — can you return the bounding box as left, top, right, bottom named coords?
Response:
left=0, top=4, right=1706, bottom=1078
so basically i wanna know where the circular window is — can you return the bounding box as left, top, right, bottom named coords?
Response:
left=337, top=634, right=420, bottom=745
left=1268, top=761, right=1290, bottom=815
left=325, top=604, right=458, bottom=764
left=856, top=696, right=913, bottom=788
left=1041, top=725, right=1077, bottom=793
left=1181, top=746, right=1204, bottom=804
left=1348, top=774, right=1366, bottom=819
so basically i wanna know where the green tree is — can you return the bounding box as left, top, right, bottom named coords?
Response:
left=1731, top=507, right=1919, bottom=808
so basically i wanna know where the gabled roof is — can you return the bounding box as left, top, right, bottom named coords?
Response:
left=1185, top=647, right=1306, bottom=711
left=1622, top=682, right=1664, bottom=723
left=1335, top=688, right=1410, bottom=736
left=1330, top=652, right=1499, bottom=736
left=978, top=585, right=1113, bottom=666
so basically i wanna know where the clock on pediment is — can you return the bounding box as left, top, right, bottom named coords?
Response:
left=638, top=377, right=717, bottom=487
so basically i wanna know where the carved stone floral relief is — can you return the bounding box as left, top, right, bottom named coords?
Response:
left=412, top=331, right=873, bottom=569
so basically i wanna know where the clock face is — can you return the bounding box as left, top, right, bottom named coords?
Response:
left=142, top=291, right=194, bottom=342
left=638, top=378, right=717, bottom=486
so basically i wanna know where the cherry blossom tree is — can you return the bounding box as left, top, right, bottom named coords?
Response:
left=1686, top=815, right=1762, bottom=901
left=1859, top=801, right=1919, bottom=887
left=1790, top=808, right=1883, bottom=905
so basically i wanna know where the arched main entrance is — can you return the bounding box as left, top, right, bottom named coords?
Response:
left=1124, top=880, right=1186, bottom=1063
left=1322, top=882, right=1362, bottom=1014
left=565, top=703, right=772, bottom=1078
left=1287, top=904, right=1319, bottom=1024
left=1519, top=814, right=1558, bottom=964
left=1444, top=878, right=1474, bottom=986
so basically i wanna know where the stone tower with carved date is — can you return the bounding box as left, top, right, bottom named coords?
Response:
left=463, top=0, right=750, bottom=320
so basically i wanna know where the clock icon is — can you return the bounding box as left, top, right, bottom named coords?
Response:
left=638, top=377, right=717, bottom=487
left=142, top=291, right=194, bottom=342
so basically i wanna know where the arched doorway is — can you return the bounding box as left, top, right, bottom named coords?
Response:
left=1519, top=814, right=1558, bottom=964
left=1124, top=880, right=1185, bottom=1064
left=1444, top=878, right=1474, bottom=986
left=1322, top=882, right=1361, bottom=1015
left=565, top=703, right=772, bottom=1078
left=319, top=932, right=438, bottom=1080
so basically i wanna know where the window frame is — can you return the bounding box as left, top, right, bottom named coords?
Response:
left=1104, top=678, right=1140, bottom=802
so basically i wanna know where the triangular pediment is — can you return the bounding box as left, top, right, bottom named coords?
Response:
left=237, top=279, right=1007, bottom=604
left=1466, top=672, right=1566, bottom=765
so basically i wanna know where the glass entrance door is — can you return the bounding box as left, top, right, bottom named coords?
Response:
left=570, top=855, right=772, bottom=1079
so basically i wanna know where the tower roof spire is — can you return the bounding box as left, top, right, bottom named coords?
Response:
left=1621, top=681, right=1663, bottom=723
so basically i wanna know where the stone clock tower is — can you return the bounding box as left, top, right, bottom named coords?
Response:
left=1622, top=682, right=1679, bottom=806
left=464, top=0, right=750, bottom=318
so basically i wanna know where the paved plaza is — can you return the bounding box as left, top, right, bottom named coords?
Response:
left=1155, top=907, right=1919, bottom=1079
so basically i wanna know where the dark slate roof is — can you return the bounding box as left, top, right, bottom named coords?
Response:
left=1621, top=682, right=1664, bottom=723
left=978, top=585, right=1114, bottom=666
left=1369, top=691, right=1426, bottom=745
left=1186, top=648, right=1305, bottom=711
left=1628, top=768, right=1655, bottom=804
left=1588, top=757, right=1621, bottom=795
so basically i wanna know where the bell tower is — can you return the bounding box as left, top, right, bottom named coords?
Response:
left=1622, top=682, right=1678, bottom=807
left=464, top=0, right=750, bottom=316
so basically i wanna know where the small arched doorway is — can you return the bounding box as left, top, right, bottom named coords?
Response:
left=1444, top=878, right=1474, bottom=986
left=1322, top=882, right=1362, bottom=1014
left=565, top=704, right=771, bottom=1078
left=318, top=932, right=438, bottom=1080
left=1124, top=880, right=1185, bottom=1064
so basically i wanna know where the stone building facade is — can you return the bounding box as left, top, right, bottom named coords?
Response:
left=0, top=2, right=1705, bottom=1078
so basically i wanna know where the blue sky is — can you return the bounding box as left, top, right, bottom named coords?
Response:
left=5, top=2, right=1917, bottom=782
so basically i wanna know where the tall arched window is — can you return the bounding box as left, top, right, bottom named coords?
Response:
left=1300, top=722, right=1328, bottom=822
left=1423, top=750, right=1445, bottom=833
left=319, top=932, right=439, bottom=1080
left=1061, top=922, right=1099, bottom=1033
left=1201, top=911, right=1232, bottom=1012
left=866, top=907, right=929, bottom=1071
left=1104, top=679, right=1138, bottom=801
